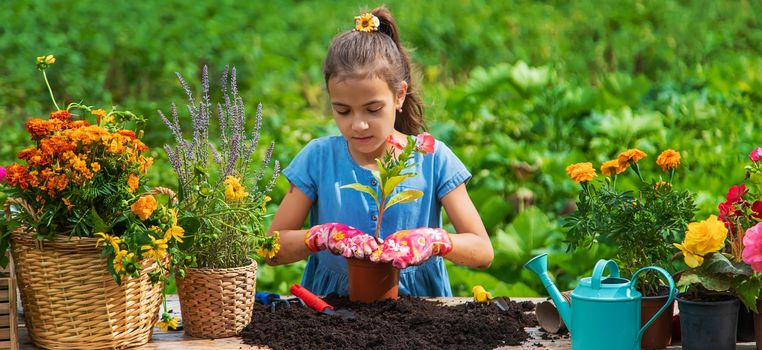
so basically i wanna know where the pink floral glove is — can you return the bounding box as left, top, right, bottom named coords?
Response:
left=374, top=227, right=453, bottom=269
left=304, top=223, right=380, bottom=259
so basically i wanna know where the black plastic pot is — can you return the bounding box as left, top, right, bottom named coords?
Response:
left=738, top=302, right=755, bottom=342
left=677, top=294, right=739, bottom=350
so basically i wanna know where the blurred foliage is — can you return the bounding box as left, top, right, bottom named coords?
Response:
left=1, top=0, right=761, bottom=297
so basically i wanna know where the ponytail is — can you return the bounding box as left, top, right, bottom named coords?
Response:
left=324, top=6, right=426, bottom=135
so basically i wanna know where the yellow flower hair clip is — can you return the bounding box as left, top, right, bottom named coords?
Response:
left=354, top=13, right=380, bottom=32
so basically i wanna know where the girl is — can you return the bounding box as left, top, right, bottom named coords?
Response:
left=267, top=6, right=493, bottom=297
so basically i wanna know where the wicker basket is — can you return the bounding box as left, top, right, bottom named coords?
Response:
left=9, top=232, right=163, bottom=350
left=176, top=260, right=257, bottom=338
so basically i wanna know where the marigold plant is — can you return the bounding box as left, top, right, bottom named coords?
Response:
left=0, top=55, right=197, bottom=329
left=564, top=148, right=697, bottom=296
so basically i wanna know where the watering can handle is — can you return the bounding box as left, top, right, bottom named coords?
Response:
left=630, top=266, right=676, bottom=342
left=591, top=259, right=620, bottom=290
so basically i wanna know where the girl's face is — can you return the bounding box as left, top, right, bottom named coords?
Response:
left=328, top=76, right=407, bottom=164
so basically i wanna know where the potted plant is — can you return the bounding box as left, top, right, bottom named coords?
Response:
left=711, top=146, right=762, bottom=345
left=160, top=65, right=281, bottom=339
left=0, top=55, right=194, bottom=349
left=340, top=133, right=434, bottom=303
left=564, top=148, right=696, bottom=349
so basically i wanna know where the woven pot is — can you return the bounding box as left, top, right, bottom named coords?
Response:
left=176, top=260, right=257, bottom=338
left=10, top=232, right=163, bottom=350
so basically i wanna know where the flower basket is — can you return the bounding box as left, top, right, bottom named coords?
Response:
left=8, top=220, right=161, bottom=349
left=176, top=260, right=257, bottom=339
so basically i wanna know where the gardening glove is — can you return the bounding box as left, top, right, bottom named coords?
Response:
left=374, top=227, right=453, bottom=269
left=304, top=223, right=380, bottom=259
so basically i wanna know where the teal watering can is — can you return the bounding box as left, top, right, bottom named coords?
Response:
left=525, top=254, right=675, bottom=350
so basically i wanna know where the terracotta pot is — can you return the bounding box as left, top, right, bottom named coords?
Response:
left=753, top=298, right=762, bottom=349
left=346, top=258, right=399, bottom=303
left=641, top=293, right=674, bottom=349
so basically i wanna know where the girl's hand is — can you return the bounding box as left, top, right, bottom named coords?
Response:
left=375, top=227, right=453, bottom=269
left=304, top=223, right=380, bottom=258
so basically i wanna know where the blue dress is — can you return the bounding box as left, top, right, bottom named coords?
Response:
left=282, top=135, right=471, bottom=297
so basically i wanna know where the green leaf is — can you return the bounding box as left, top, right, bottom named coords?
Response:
left=375, top=159, right=386, bottom=178
left=734, top=276, right=760, bottom=312
left=677, top=271, right=732, bottom=292
left=385, top=189, right=423, bottom=210
left=89, top=209, right=109, bottom=233
left=178, top=216, right=201, bottom=234
left=383, top=175, right=413, bottom=197
left=704, top=253, right=753, bottom=276
left=340, top=183, right=379, bottom=205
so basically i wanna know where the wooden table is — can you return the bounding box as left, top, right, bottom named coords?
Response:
left=15, top=296, right=759, bottom=349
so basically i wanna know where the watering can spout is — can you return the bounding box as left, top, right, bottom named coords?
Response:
left=524, top=254, right=572, bottom=333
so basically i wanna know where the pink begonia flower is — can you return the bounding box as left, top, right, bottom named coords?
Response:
left=415, top=132, right=435, bottom=154
left=749, top=147, right=762, bottom=162
left=385, top=135, right=404, bottom=151
left=0, top=166, right=5, bottom=183
left=743, top=223, right=762, bottom=272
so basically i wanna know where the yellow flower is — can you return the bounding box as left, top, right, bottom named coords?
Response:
left=565, top=162, right=596, bottom=184
left=91, top=162, right=101, bottom=172
left=157, top=316, right=180, bottom=332
left=617, top=148, right=647, bottom=168
left=600, top=160, right=624, bottom=176
left=131, top=195, right=158, bottom=221
left=673, top=215, right=727, bottom=267
left=656, top=149, right=681, bottom=171
left=224, top=176, right=248, bottom=202
left=91, top=109, right=107, bottom=118
left=95, top=232, right=122, bottom=252
left=354, top=13, right=380, bottom=32
left=113, top=250, right=134, bottom=275
left=141, top=236, right=168, bottom=261
left=36, top=55, right=56, bottom=70
left=127, top=173, right=140, bottom=193
left=257, top=231, right=281, bottom=260
left=164, top=226, right=185, bottom=243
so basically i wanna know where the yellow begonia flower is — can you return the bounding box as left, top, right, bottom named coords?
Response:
left=565, top=162, right=596, bottom=184
left=656, top=149, right=681, bottom=171
left=674, top=215, right=727, bottom=267
left=224, top=176, right=248, bottom=202
left=131, top=195, right=157, bottom=221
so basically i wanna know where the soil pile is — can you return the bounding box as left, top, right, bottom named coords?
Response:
left=240, top=295, right=534, bottom=350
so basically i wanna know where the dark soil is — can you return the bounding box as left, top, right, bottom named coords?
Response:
left=240, top=295, right=535, bottom=350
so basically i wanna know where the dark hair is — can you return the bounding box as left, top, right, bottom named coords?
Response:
left=323, top=6, right=426, bottom=135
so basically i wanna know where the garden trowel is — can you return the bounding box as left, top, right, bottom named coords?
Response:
left=290, top=284, right=356, bottom=319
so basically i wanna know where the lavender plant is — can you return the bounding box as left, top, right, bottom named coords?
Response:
left=160, top=65, right=280, bottom=269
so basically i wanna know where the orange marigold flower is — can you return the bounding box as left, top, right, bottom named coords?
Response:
left=5, top=163, right=30, bottom=190
left=656, top=149, right=681, bottom=171
left=127, top=173, right=140, bottom=193
left=565, top=162, right=597, bottom=184
left=117, top=129, right=136, bottom=140
left=25, top=118, right=52, bottom=139
left=131, top=195, right=158, bottom=221
left=69, top=120, right=90, bottom=128
left=17, top=147, right=38, bottom=160
left=91, top=162, right=101, bottom=172
left=600, top=160, right=624, bottom=176
left=617, top=148, right=647, bottom=168
left=50, top=110, right=71, bottom=121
